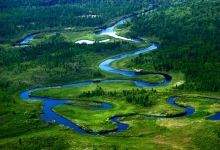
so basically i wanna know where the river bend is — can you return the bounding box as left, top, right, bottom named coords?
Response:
left=20, top=7, right=219, bottom=135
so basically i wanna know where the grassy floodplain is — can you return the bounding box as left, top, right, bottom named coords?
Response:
left=25, top=78, right=220, bottom=149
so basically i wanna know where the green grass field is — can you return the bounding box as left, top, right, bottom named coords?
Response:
left=1, top=90, right=219, bottom=149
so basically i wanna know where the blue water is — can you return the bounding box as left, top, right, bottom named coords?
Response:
left=20, top=6, right=219, bottom=135
left=95, top=7, right=156, bottom=43
left=20, top=76, right=171, bottom=135
left=21, top=84, right=129, bottom=135
left=99, top=43, right=158, bottom=76
left=20, top=34, right=34, bottom=44
left=207, top=112, right=220, bottom=120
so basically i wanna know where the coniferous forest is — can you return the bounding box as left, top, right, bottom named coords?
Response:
left=0, top=0, right=220, bottom=149
left=123, top=0, right=220, bottom=92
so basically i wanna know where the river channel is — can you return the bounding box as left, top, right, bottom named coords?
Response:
left=20, top=7, right=219, bottom=135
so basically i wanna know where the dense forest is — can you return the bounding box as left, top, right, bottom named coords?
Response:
left=0, top=0, right=151, bottom=43
left=123, top=0, right=220, bottom=92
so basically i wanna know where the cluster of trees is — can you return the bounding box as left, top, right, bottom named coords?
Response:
left=0, top=0, right=151, bottom=42
left=124, top=88, right=156, bottom=107
left=125, top=95, right=152, bottom=107
left=79, top=86, right=156, bottom=107
left=125, top=0, right=220, bottom=91
left=125, top=53, right=155, bottom=71
left=79, top=85, right=119, bottom=97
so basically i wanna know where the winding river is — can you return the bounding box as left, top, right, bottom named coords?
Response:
left=20, top=7, right=219, bottom=135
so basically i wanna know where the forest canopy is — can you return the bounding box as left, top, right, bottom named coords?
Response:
left=123, top=0, right=220, bottom=91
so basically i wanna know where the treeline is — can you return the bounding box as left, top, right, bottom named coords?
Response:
left=125, top=0, right=220, bottom=92
left=79, top=86, right=118, bottom=97
left=79, top=86, right=156, bottom=107
left=0, top=0, right=151, bottom=42
left=124, top=88, right=156, bottom=107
